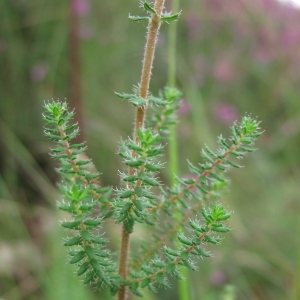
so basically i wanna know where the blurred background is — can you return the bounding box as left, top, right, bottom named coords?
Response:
left=0, top=0, right=299, bottom=299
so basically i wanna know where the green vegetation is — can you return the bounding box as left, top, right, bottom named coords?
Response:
left=1, top=0, right=299, bottom=300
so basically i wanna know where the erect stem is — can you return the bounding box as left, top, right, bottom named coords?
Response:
left=118, top=227, right=131, bottom=300
left=118, top=1, right=165, bottom=299
left=134, top=0, right=166, bottom=140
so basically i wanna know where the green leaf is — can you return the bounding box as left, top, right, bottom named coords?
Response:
left=205, top=146, right=218, bottom=158
left=81, top=231, right=92, bottom=242
left=148, top=95, right=167, bottom=106
left=52, top=146, right=65, bottom=153
left=79, top=203, right=96, bottom=211
left=70, top=251, right=86, bottom=264
left=164, top=86, right=182, bottom=101
left=90, top=258, right=101, bottom=272
left=124, top=216, right=135, bottom=233
left=196, top=183, right=207, bottom=194
left=134, top=187, right=144, bottom=197
left=232, top=124, right=241, bottom=139
left=97, top=250, right=110, bottom=258
left=61, top=221, right=80, bottom=229
left=69, top=142, right=86, bottom=149
left=183, top=189, right=191, bottom=197
left=216, top=164, right=227, bottom=171
left=211, top=226, right=230, bottom=233
left=219, top=137, right=230, bottom=149
left=115, top=213, right=127, bottom=223
left=115, top=92, right=136, bottom=100
left=123, top=175, right=138, bottom=182
left=120, top=202, right=132, bottom=214
left=91, top=236, right=106, bottom=244
left=84, top=173, right=100, bottom=180
left=120, top=190, right=134, bottom=199
left=141, top=277, right=151, bottom=288
left=225, top=159, right=242, bottom=168
left=129, top=282, right=139, bottom=293
left=85, top=246, right=96, bottom=260
left=127, top=141, right=143, bottom=152
left=196, top=247, right=211, bottom=257
left=58, top=204, right=76, bottom=213
left=192, top=237, right=201, bottom=245
left=164, top=247, right=180, bottom=257
left=43, top=115, right=56, bottom=124
left=98, top=260, right=111, bottom=267
left=248, top=132, right=263, bottom=138
left=146, top=147, right=164, bottom=157
left=75, top=160, right=90, bottom=166
left=182, top=259, right=197, bottom=270
left=144, top=164, right=161, bottom=171
left=189, top=219, right=202, bottom=232
left=178, top=235, right=193, bottom=246
left=65, top=124, right=78, bottom=132
left=240, top=145, right=256, bottom=152
left=84, top=219, right=102, bottom=226
left=134, top=200, right=144, bottom=211
left=173, top=269, right=183, bottom=280
left=161, top=12, right=181, bottom=22
left=52, top=106, right=59, bottom=117
left=230, top=150, right=244, bottom=158
left=77, top=262, right=90, bottom=276
left=216, top=214, right=231, bottom=221
left=83, top=271, right=95, bottom=284
left=184, top=178, right=195, bottom=184
left=125, top=160, right=144, bottom=167
left=156, top=272, right=164, bottom=284
left=131, top=96, right=147, bottom=106
left=210, top=172, right=225, bottom=182
left=204, top=235, right=219, bottom=244
left=201, top=209, right=213, bottom=223
left=201, top=149, right=214, bottom=163
left=166, top=263, right=176, bottom=274
left=143, top=2, right=156, bottom=14
left=142, top=178, right=159, bottom=186
left=152, top=260, right=166, bottom=268
left=141, top=265, right=154, bottom=274
left=64, top=236, right=82, bottom=246
left=45, top=133, right=61, bottom=141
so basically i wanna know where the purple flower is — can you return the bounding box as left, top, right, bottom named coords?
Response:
left=280, top=120, right=298, bottom=136
left=30, top=62, right=48, bottom=82
left=177, top=100, right=190, bottom=116
left=254, top=46, right=274, bottom=63
left=72, top=0, right=90, bottom=17
left=213, top=103, right=238, bottom=124
left=210, top=270, right=227, bottom=287
left=282, top=27, right=300, bottom=48
left=213, top=58, right=236, bottom=83
left=185, top=13, right=201, bottom=40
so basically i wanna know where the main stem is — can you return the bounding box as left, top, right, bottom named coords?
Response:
left=117, top=1, right=165, bottom=299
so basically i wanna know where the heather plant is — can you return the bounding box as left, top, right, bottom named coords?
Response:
left=43, top=1, right=262, bottom=299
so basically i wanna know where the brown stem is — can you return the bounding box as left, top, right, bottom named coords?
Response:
left=133, top=0, right=166, bottom=141
left=118, top=1, right=166, bottom=299
left=118, top=227, right=131, bottom=300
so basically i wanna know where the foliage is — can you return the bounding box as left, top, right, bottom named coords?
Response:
left=42, top=1, right=263, bottom=299
left=43, top=94, right=262, bottom=297
left=5, top=0, right=300, bottom=299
